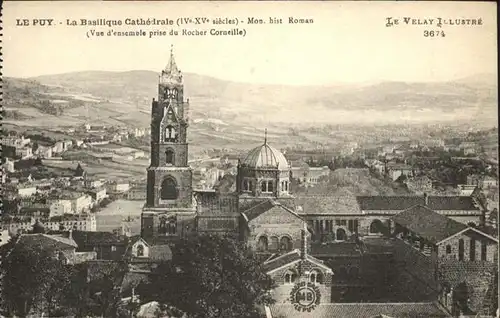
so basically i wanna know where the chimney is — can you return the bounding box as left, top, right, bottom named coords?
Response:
left=423, top=193, right=428, bottom=206
left=300, top=222, right=307, bottom=259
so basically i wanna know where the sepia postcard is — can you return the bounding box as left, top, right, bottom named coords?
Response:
left=1, top=1, right=498, bottom=318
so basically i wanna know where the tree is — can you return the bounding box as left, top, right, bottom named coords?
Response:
left=0, top=242, right=71, bottom=317
left=32, top=220, right=46, bottom=234
left=140, top=234, right=276, bottom=318
left=60, top=261, right=128, bottom=318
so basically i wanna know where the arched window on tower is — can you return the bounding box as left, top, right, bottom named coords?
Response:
left=165, top=149, right=175, bottom=165
left=158, top=215, right=177, bottom=235
left=165, top=125, right=177, bottom=142
left=242, top=179, right=249, bottom=191
left=161, top=177, right=178, bottom=200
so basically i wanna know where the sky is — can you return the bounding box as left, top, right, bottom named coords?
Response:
left=3, top=1, right=497, bottom=85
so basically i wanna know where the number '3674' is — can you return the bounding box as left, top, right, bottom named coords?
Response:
left=424, top=30, right=446, bottom=37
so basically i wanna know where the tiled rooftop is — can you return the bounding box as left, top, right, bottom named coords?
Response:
left=392, top=205, right=467, bottom=244
left=268, top=302, right=448, bottom=318
left=356, top=196, right=480, bottom=211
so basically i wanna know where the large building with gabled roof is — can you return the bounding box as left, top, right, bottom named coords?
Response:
left=391, top=205, right=498, bottom=316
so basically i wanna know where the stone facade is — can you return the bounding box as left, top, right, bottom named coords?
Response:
left=245, top=204, right=305, bottom=253
left=437, top=230, right=497, bottom=263
left=265, top=252, right=333, bottom=305
left=141, top=49, right=195, bottom=242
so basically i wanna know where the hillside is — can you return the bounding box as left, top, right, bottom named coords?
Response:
left=3, top=71, right=497, bottom=145
left=14, top=70, right=498, bottom=126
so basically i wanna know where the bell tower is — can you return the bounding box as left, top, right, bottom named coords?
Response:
left=142, top=45, right=196, bottom=243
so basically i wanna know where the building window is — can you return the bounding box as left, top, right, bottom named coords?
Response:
left=348, top=220, right=354, bottom=232
left=280, top=236, right=293, bottom=251
left=458, top=239, right=464, bottom=261
left=159, top=215, right=177, bottom=235
left=284, top=270, right=297, bottom=284
left=370, top=219, right=384, bottom=234
left=165, top=125, right=177, bottom=142
left=242, top=179, right=249, bottom=191
left=267, top=181, right=274, bottom=193
left=446, top=245, right=452, bottom=254
left=481, top=241, right=487, bottom=261
left=260, top=180, right=274, bottom=193
left=137, top=244, right=144, bottom=257
left=336, top=228, right=347, bottom=241
left=269, top=236, right=279, bottom=251
left=470, top=239, right=476, bottom=261
left=257, top=236, right=268, bottom=251
left=309, top=270, right=323, bottom=284
left=165, top=149, right=175, bottom=164
left=160, top=177, right=178, bottom=200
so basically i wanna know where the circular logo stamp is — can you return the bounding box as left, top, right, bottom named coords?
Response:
left=290, top=281, right=321, bottom=312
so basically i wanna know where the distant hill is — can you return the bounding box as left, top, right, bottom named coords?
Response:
left=3, top=70, right=497, bottom=128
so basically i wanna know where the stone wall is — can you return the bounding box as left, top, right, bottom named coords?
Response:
left=437, top=231, right=497, bottom=263
left=269, top=259, right=332, bottom=304
left=438, top=259, right=497, bottom=314
left=249, top=206, right=304, bottom=251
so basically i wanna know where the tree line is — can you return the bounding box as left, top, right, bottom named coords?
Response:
left=0, top=234, right=276, bottom=318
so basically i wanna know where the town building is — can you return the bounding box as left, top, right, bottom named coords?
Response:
left=3, top=158, right=16, bottom=173
left=45, top=213, right=97, bottom=232
left=0, top=230, right=11, bottom=247
left=385, top=162, right=414, bottom=181
left=3, top=136, right=31, bottom=148
left=356, top=194, right=484, bottom=228
left=70, top=231, right=128, bottom=261
left=50, top=199, right=73, bottom=216
left=107, top=181, right=130, bottom=193
left=404, top=175, right=433, bottom=194
left=128, top=185, right=147, bottom=200
left=12, top=232, right=96, bottom=264
left=87, top=187, right=107, bottom=203
left=17, top=185, right=37, bottom=197
left=18, top=146, right=33, bottom=159
left=392, top=205, right=497, bottom=316
left=457, top=184, right=478, bottom=196
left=70, top=193, right=93, bottom=213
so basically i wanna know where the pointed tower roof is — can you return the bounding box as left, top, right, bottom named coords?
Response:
left=165, top=44, right=179, bottom=74
left=160, top=45, right=183, bottom=85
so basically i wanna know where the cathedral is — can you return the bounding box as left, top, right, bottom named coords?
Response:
left=141, top=47, right=305, bottom=255
left=138, top=49, right=497, bottom=314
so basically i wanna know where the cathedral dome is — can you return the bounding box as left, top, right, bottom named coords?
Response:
left=242, top=141, right=289, bottom=170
